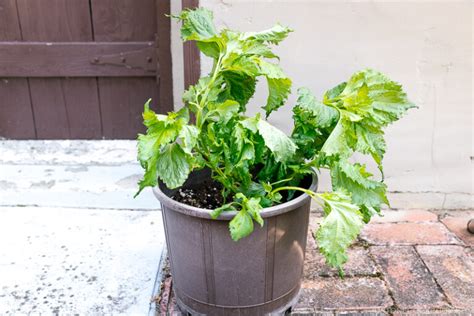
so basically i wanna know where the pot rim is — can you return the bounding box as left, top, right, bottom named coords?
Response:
left=152, top=168, right=318, bottom=220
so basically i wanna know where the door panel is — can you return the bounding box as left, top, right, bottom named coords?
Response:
left=0, top=0, right=172, bottom=139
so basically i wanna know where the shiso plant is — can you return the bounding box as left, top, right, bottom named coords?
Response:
left=135, top=8, right=415, bottom=274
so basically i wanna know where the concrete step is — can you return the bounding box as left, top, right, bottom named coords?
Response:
left=0, top=163, right=158, bottom=210
left=0, top=206, right=165, bottom=315
left=0, top=140, right=160, bottom=210
left=0, top=140, right=137, bottom=165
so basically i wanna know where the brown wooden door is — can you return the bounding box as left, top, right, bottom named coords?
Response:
left=0, top=0, right=172, bottom=139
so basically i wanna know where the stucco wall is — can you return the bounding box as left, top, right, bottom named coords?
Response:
left=171, top=0, right=473, bottom=209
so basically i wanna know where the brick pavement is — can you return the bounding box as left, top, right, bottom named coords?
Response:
left=158, top=209, right=473, bottom=315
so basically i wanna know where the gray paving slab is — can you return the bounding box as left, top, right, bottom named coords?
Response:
left=0, top=140, right=137, bottom=165
left=0, top=164, right=159, bottom=209
left=0, top=206, right=165, bottom=315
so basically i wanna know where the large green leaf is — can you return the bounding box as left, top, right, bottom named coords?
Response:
left=156, top=143, right=191, bottom=189
left=259, top=60, right=292, bottom=117
left=242, top=23, right=292, bottom=44
left=256, top=118, right=296, bottom=163
left=135, top=134, right=161, bottom=197
left=135, top=103, right=188, bottom=196
left=236, top=193, right=264, bottom=226
left=316, top=191, right=364, bottom=274
left=208, top=100, right=240, bottom=123
left=291, top=88, right=339, bottom=159
left=320, top=118, right=352, bottom=158
left=229, top=209, right=254, bottom=241
left=222, top=71, right=257, bottom=111
left=264, top=78, right=292, bottom=117
left=330, top=161, right=388, bottom=217
left=178, top=125, right=199, bottom=155
left=296, top=87, right=338, bottom=128
left=177, top=8, right=218, bottom=41
left=321, top=69, right=416, bottom=167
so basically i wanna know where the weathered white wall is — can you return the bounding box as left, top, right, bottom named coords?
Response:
left=171, top=0, right=473, bottom=209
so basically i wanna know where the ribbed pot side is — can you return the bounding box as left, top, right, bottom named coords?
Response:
left=153, top=169, right=318, bottom=315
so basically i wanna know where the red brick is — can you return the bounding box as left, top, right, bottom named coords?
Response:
left=370, top=246, right=449, bottom=310
left=335, top=312, right=388, bottom=316
left=393, top=310, right=471, bottom=315
left=291, top=309, right=332, bottom=315
left=371, top=210, right=437, bottom=223
left=295, top=277, right=392, bottom=311
left=306, top=214, right=378, bottom=277
left=361, top=222, right=460, bottom=245
left=416, top=245, right=474, bottom=310
left=304, top=247, right=378, bottom=278
left=442, top=215, right=474, bottom=246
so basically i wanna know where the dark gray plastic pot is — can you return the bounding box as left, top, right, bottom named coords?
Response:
left=153, top=169, right=318, bottom=315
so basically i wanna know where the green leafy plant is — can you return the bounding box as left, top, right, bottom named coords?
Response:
left=135, top=8, right=415, bottom=274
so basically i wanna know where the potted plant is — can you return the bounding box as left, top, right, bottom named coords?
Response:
left=135, top=7, right=415, bottom=315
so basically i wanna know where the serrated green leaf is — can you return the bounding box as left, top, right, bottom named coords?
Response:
left=228, top=193, right=263, bottom=240
left=258, top=60, right=286, bottom=79
left=135, top=134, right=160, bottom=196
left=222, top=71, right=256, bottom=111
left=135, top=104, right=188, bottom=196
left=156, top=143, right=191, bottom=189
left=211, top=203, right=236, bottom=219
left=263, top=78, right=292, bottom=117
left=330, top=160, right=388, bottom=221
left=196, top=41, right=221, bottom=58
left=229, top=210, right=254, bottom=241
left=243, top=196, right=264, bottom=227
left=179, top=125, right=199, bottom=155
left=316, top=191, right=364, bottom=273
left=320, top=69, right=416, bottom=168
left=223, top=56, right=260, bottom=77
left=209, top=100, right=240, bottom=123
left=324, top=82, right=347, bottom=100
left=320, top=118, right=352, bottom=158
left=296, top=87, right=338, bottom=128
left=256, top=119, right=296, bottom=162
left=257, top=60, right=291, bottom=117
left=177, top=8, right=218, bottom=41
left=242, top=23, right=292, bottom=44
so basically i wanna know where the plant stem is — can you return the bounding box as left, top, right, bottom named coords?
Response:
left=270, top=186, right=325, bottom=207
left=196, top=53, right=224, bottom=128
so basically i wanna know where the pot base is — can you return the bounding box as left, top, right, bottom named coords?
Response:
left=175, top=287, right=302, bottom=316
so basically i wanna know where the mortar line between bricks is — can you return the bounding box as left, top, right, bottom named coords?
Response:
left=369, top=242, right=463, bottom=246
left=437, top=218, right=467, bottom=245
left=366, top=247, right=398, bottom=315
left=412, top=245, right=454, bottom=309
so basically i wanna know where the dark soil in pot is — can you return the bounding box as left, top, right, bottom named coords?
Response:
left=171, top=180, right=225, bottom=209
left=171, top=173, right=312, bottom=209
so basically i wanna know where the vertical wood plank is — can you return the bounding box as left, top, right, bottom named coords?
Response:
left=92, top=0, right=160, bottom=138
left=27, top=78, right=70, bottom=138
left=0, top=78, right=36, bottom=138
left=62, top=78, right=102, bottom=138
left=16, top=0, right=92, bottom=42
left=156, top=0, right=174, bottom=113
left=16, top=0, right=102, bottom=139
left=98, top=78, right=158, bottom=138
left=182, top=0, right=200, bottom=89
left=0, top=0, right=36, bottom=139
left=91, top=0, right=156, bottom=41
left=0, top=0, right=22, bottom=40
